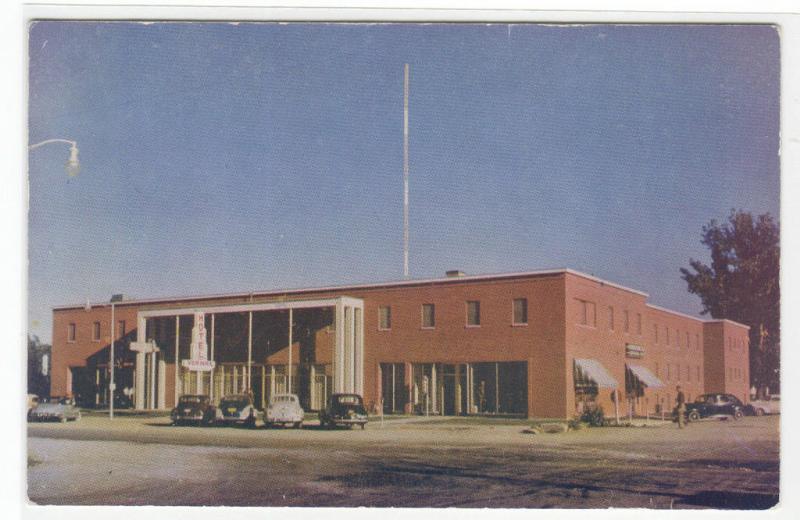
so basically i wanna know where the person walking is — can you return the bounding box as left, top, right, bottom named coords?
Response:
left=676, top=385, right=687, bottom=429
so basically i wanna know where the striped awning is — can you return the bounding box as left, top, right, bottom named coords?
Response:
left=627, top=364, right=665, bottom=388
left=574, top=358, right=618, bottom=388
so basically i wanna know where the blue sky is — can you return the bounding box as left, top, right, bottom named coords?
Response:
left=28, top=22, right=780, bottom=343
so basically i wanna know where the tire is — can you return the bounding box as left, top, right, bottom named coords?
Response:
left=734, top=409, right=743, bottom=420
left=59, top=415, right=67, bottom=423
left=360, top=423, right=365, bottom=430
left=756, top=408, right=765, bottom=417
left=688, top=410, right=700, bottom=422
left=293, top=421, right=301, bottom=429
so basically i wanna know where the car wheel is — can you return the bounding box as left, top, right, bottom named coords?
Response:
left=360, top=423, right=365, bottom=430
left=74, top=413, right=81, bottom=422
left=756, top=408, right=765, bottom=417
left=734, top=409, right=743, bottom=420
left=59, top=415, right=67, bottom=423
left=688, top=410, right=700, bottom=422
left=293, top=421, right=301, bottom=429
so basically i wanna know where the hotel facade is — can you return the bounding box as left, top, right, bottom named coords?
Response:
left=49, top=268, right=751, bottom=419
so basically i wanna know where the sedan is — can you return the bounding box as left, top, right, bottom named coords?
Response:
left=28, top=396, right=81, bottom=423
left=264, top=393, right=304, bottom=428
left=170, top=395, right=216, bottom=426
left=319, top=393, right=368, bottom=429
left=216, top=394, right=258, bottom=427
left=680, top=393, right=754, bottom=422
left=750, top=394, right=780, bottom=416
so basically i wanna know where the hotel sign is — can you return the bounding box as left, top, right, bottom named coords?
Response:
left=181, top=311, right=215, bottom=372
left=625, top=344, right=645, bottom=359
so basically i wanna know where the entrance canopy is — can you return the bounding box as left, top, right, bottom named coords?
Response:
left=574, top=358, right=618, bottom=388
left=626, top=364, right=664, bottom=388
left=132, top=295, right=364, bottom=410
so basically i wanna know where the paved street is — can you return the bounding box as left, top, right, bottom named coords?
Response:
left=27, top=415, right=779, bottom=508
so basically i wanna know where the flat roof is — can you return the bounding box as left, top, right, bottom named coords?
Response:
left=51, top=267, right=746, bottom=329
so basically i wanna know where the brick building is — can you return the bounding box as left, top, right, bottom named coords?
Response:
left=49, top=268, right=750, bottom=419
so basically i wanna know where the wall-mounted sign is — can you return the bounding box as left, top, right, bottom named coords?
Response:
left=182, top=311, right=215, bottom=372
left=625, top=344, right=645, bottom=359
left=130, top=340, right=158, bottom=353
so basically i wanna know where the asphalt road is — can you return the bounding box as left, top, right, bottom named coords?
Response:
left=27, top=415, right=780, bottom=508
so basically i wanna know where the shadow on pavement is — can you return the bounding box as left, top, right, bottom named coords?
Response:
left=678, top=490, right=779, bottom=509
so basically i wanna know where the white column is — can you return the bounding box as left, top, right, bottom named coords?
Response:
left=174, top=317, right=180, bottom=405
left=287, top=308, right=293, bottom=394
left=135, top=316, right=147, bottom=409
left=355, top=306, right=364, bottom=395
left=149, top=351, right=157, bottom=409
left=247, top=311, right=253, bottom=393
left=431, top=363, right=437, bottom=414
left=210, top=314, right=215, bottom=401
left=335, top=300, right=345, bottom=393
left=158, top=358, right=166, bottom=409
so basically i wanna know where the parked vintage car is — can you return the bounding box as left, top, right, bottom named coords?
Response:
left=750, top=394, right=780, bottom=416
left=264, top=393, right=304, bottom=428
left=170, top=395, right=217, bottom=426
left=216, top=394, right=258, bottom=427
left=28, top=396, right=81, bottom=423
left=677, top=393, right=755, bottom=422
left=319, top=393, right=368, bottom=429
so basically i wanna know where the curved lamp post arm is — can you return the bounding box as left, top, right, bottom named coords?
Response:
left=28, top=138, right=80, bottom=177
left=28, top=138, right=77, bottom=150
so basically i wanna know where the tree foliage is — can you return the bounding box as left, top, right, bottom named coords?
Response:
left=680, top=210, right=780, bottom=393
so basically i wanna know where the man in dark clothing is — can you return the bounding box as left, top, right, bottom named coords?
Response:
left=676, top=385, right=686, bottom=428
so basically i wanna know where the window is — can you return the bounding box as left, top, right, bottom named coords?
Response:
left=666, top=327, right=670, bottom=345
left=623, top=310, right=630, bottom=333
left=655, top=362, right=659, bottom=379
left=677, top=330, right=681, bottom=348
left=513, top=298, right=528, bottom=325
left=608, top=306, right=615, bottom=331
left=67, top=323, right=76, bottom=342
left=636, top=313, right=642, bottom=335
left=118, top=320, right=126, bottom=338
left=577, top=299, right=596, bottom=327
left=467, top=301, right=481, bottom=327
left=696, top=366, right=700, bottom=381
left=92, top=321, right=101, bottom=341
left=686, top=332, right=690, bottom=350
left=666, top=364, right=671, bottom=381
left=696, top=333, right=700, bottom=351
left=422, top=304, right=435, bottom=328
left=378, top=306, right=392, bottom=330
left=676, top=363, right=681, bottom=381
left=686, top=364, right=691, bottom=382
left=653, top=324, right=659, bottom=344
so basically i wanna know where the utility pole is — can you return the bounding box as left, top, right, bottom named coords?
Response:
left=403, top=63, right=410, bottom=279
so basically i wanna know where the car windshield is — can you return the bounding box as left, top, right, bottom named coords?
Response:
left=334, top=395, right=362, bottom=405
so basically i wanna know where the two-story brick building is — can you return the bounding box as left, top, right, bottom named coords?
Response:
left=49, top=268, right=750, bottom=419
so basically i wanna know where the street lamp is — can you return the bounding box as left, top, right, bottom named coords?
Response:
left=29, top=138, right=80, bottom=177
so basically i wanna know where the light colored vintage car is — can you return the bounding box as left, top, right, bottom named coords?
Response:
left=264, top=394, right=304, bottom=428
left=28, top=396, right=81, bottom=423
left=750, top=395, right=780, bottom=416
left=216, top=394, right=258, bottom=427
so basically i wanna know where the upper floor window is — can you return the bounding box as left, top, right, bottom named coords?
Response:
left=696, top=333, right=700, bottom=350
left=666, top=327, right=670, bottom=345
left=421, top=304, right=435, bottom=329
left=92, top=321, right=101, bottom=341
left=696, top=366, right=701, bottom=381
left=378, top=306, right=392, bottom=330
left=513, top=298, right=528, bottom=325
left=608, top=306, right=615, bottom=331
left=467, top=301, right=481, bottom=327
left=636, top=313, right=642, bottom=335
left=118, top=320, right=126, bottom=338
left=576, top=299, right=596, bottom=327
left=623, top=310, right=630, bottom=333
left=653, top=324, right=659, bottom=344
left=67, top=323, right=76, bottom=342
left=686, top=332, right=690, bottom=350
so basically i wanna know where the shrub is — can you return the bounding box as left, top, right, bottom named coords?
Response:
left=579, top=406, right=605, bottom=427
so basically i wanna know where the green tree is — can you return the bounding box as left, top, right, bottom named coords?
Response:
left=680, top=210, right=780, bottom=395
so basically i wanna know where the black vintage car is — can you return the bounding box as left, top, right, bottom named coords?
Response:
left=677, top=393, right=755, bottom=422
left=319, top=393, right=368, bottom=429
left=170, top=395, right=217, bottom=426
